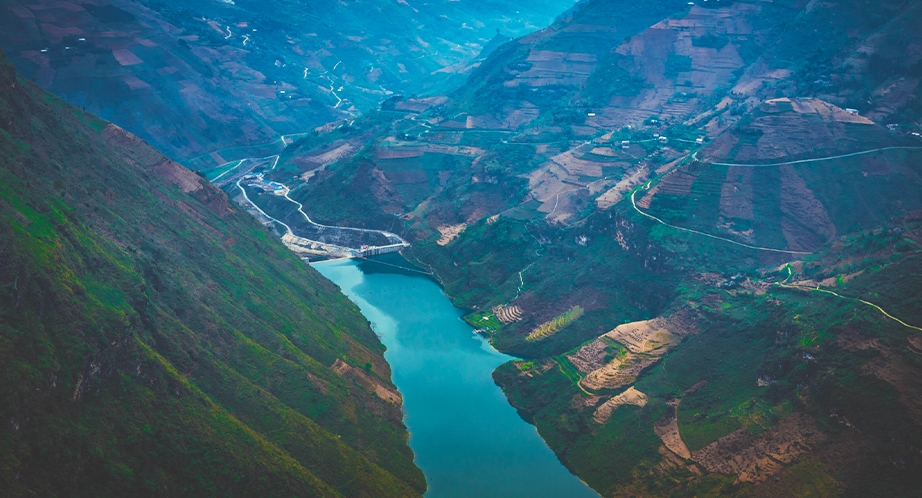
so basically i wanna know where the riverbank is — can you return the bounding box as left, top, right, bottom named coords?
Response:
left=315, top=257, right=599, bottom=498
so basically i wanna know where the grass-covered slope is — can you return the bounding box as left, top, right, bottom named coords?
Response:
left=0, top=53, right=424, bottom=496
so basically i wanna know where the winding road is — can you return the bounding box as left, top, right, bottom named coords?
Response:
left=631, top=145, right=922, bottom=255
left=779, top=283, right=922, bottom=332
left=630, top=188, right=811, bottom=255
left=692, top=145, right=922, bottom=168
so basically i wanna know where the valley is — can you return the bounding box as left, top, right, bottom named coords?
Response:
left=3, top=0, right=922, bottom=496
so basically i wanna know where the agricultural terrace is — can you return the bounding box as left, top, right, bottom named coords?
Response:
left=464, top=311, right=503, bottom=332
left=527, top=306, right=585, bottom=341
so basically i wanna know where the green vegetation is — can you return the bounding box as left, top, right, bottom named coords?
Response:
left=496, top=230, right=922, bottom=495
left=464, top=311, right=503, bottom=331
left=664, top=54, right=693, bottom=79
left=0, top=56, right=424, bottom=496
left=583, top=53, right=650, bottom=106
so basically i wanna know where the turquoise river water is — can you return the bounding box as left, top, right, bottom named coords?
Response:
left=314, top=258, right=598, bottom=498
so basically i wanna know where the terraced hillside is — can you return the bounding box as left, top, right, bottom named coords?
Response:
left=0, top=53, right=424, bottom=496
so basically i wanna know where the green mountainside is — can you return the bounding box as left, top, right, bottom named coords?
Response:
left=497, top=224, right=922, bottom=496
left=0, top=53, right=424, bottom=496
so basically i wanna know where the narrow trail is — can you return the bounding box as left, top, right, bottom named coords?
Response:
left=509, top=261, right=537, bottom=303
left=630, top=189, right=810, bottom=255
left=553, top=358, right=593, bottom=396
left=211, top=159, right=245, bottom=183
left=779, top=283, right=922, bottom=332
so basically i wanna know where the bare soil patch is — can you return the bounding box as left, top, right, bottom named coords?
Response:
left=656, top=399, right=691, bottom=459
left=436, top=223, right=466, bottom=246
left=691, top=413, right=826, bottom=483
left=593, top=387, right=648, bottom=424
left=596, top=164, right=649, bottom=209
left=779, top=165, right=836, bottom=250
left=575, top=310, right=698, bottom=390
left=331, top=359, right=402, bottom=404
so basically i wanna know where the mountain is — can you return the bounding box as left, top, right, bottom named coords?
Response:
left=0, top=51, right=424, bottom=496
left=273, top=0, right=922, bottom=338
left=5, top=0, right=922, bottom=495
left=230, top=0, right=922, bottom=494
left=0, top=0, right=576, bottom=163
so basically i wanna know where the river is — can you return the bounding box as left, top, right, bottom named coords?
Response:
left=314, top=257, right=599, bottom=498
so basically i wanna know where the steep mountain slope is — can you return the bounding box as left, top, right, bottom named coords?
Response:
left=0, top=52, right=424, bottom=496
left=0, top=0, right=575, bottom=162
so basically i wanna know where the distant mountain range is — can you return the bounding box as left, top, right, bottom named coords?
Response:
left=0, top=0, right=575, bottom=160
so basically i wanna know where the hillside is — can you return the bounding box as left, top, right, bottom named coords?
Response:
left=4, top=0, right=922, bottom=495
left=275, top=0, right=922, bottom=337
left=495, top=217, right=922, bottom=496
left=234, top=1, right=922, bottom=494
left=0, top=52, right=424, bottom=496
left=0, top=0, right=575, bottom=162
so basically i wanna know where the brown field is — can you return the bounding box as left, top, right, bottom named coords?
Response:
left=493, top=305, right=524, bottom=324
left=331, top=359, right=402, bottom=404
left=436, top=223, right=466, bottom=246
left=572, top=311, right=698, bottom=391
left=580, top=353, right=656, bottom=391
left=655, top=399, right=691, bottom=459
left=375, top=146, right=425, bottom=159
left=866, top=76, right=919, bottom=121
left=506, top=50, right=598, bottom=87
left=779, top=165, right=836, bottom=250
left=607, top=317, right=679, bottom=354
left=550, top=149, right=605, bottom=177
left=111, top=48, right=143, bottom=66
left=394, top=96, right=449, bottom=112
left=719, top=166, right=754, bottom=222
left=596, top=164, right=649, bottom=209
left=590, top=147, right=618, bottom=157
left=383, top=170, right=428, bottom=185
left=702, top=98, right=889, bottom=164
left=691, top=413, right=826, bottom=483
left=593, top=387, right=648, bottom=424
left=122, top=74, right=150, bottom=90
